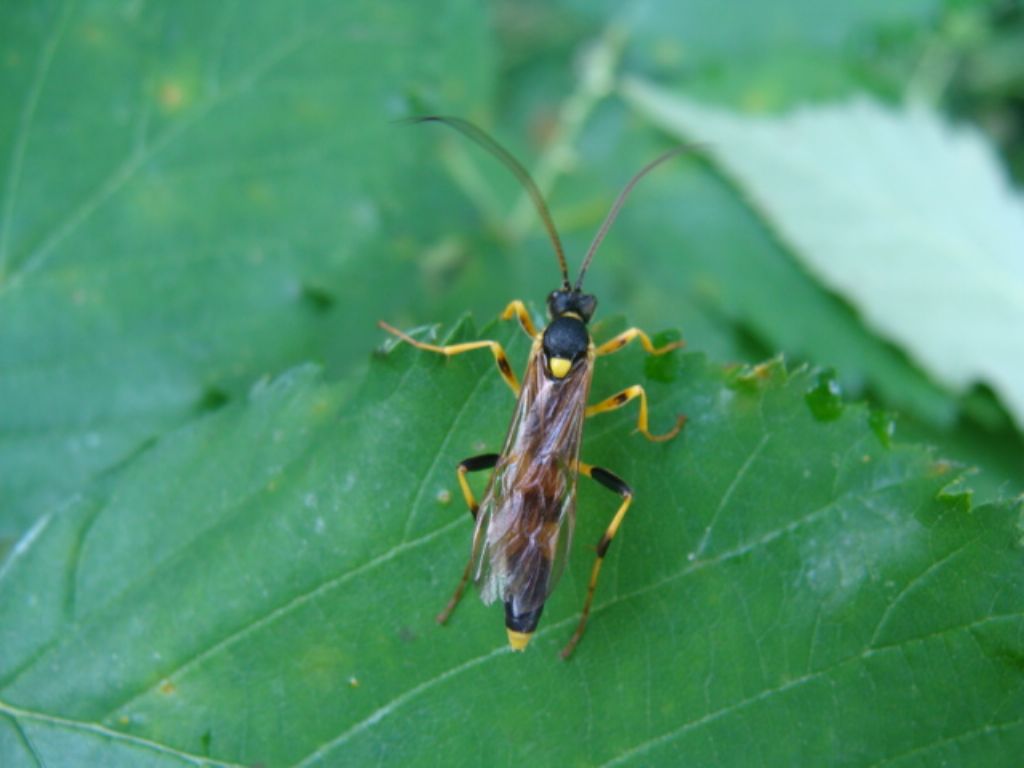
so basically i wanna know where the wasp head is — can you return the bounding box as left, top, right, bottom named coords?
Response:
left=546, top=289, right=597, bottom=323
left=542, top=289, right=595, bottom=380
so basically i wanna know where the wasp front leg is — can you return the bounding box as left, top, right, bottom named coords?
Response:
left=380, top=299, right=539, bottom=396
left=500, top=300, right=541, bottom=340
left=379, top=321, right=520, bottom=394
left=586, top=385, right=686, bottom=442
left=562, top=462, right=634, bottom=659
left=596, top=327, right=683, bottom=357
left=436, top=453, right=499, bottom=625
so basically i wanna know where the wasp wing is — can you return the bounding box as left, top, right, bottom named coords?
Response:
left=473, top=344, right=594, bottom=617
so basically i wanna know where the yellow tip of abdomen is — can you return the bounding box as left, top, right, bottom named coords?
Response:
left=507, top=629, right=533, bottom=651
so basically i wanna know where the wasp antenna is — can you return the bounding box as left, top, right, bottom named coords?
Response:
left=412, top=115, right=571, bottom=289
left=575, top=145, right=693, bottom=291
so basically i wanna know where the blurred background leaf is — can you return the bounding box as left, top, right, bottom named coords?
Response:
left=0, top=0, right=492, bottom=543
left=625, top=84, right=1024, bottom=429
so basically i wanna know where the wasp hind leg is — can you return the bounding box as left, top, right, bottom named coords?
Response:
left=455, top=453, right=500, bottom=522
left=586, top=385, right=686, bottom=442
left=562, top=463, right=633, bottom=659
left=436, top=453, right=499, bottom=625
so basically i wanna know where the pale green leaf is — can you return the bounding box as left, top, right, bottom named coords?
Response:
left=624, top=80, right=1024, bottom=431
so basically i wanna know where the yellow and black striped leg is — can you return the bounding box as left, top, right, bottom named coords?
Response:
left=437, top=453, right=499, bottom=624
left=379, top=321, right=520, bottom=395
left=595, top=328, right=684, bottom=357
left=562, top=463, right=634, bottom=659
left=456, top=453, right=499, bottom=521
left=500, top=299, right=541, bottom=339
left=586, top=385, right=686, bottom=442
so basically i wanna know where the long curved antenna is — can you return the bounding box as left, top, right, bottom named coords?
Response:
left=413, top=116, right=570, bottom=289
left=575, top=145, right=691, bottom=291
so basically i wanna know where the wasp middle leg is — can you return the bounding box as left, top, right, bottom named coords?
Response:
left=586, top=385, right=686, bottom=442
left=561, top=462, right=634, bottom=659
left=436, top=453, right=499, bottom=625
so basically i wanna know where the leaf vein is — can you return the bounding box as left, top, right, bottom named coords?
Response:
left=0, top=698, right=241, bottom=767
left=694, top=432, right=770, bottom=558
left=867, top=535, right=981, bottom=648
left=102, top=516, right=465, bottom=719
left=0, top=0, right=74, bottom=275
left=1, top=23, right=324, bottom=290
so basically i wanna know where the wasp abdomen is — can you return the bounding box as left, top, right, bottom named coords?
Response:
left=505, top=601, right=544, bottom=651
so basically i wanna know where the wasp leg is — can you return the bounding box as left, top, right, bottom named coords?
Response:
left=499, top=300, right=541, bottom=339
left=596, top=327, right=684, bottom=357
left=379, top=321, right=519, bottom=395
left=456, top=453, right=500, bottom=521
left=562, top=463, right=634, bottom=659
left=586, top=385, right=686, bottom=442
left=437, top=453, right=499, bottom=625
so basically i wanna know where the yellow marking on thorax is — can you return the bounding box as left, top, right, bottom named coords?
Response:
left=550, top=357, right=572, bottom=378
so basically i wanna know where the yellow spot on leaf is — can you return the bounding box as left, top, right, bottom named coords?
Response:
left=159, top=80, right=186, bottom=111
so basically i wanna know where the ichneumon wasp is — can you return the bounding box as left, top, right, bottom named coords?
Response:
left=381, top=117, right=685, bottom=658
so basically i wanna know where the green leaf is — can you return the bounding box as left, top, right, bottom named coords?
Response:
left=0, top=0, right=492, bottom=541
left=2, top=318, right=1021, bottom=766
left=624, top=81, right=1024, bottom=431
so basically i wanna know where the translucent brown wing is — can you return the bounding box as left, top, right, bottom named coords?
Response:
left=472, top=342, right=594, bottom=617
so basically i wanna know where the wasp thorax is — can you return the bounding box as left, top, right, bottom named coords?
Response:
left=543, top=315, right=590, bottom=379
left=547, top=289, right=597, bottom=323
